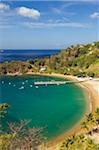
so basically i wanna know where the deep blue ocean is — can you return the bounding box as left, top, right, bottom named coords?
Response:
left=0, top=49, right=60, bottom=63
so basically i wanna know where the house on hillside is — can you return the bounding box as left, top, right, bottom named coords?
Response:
left=40, top=67, right=47, bottom=72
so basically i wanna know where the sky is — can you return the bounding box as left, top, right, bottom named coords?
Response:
left=0, top=0, right=99, bottom=49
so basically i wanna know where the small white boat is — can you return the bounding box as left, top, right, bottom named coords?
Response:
left=13, top=84, right=16, bottom=87
left=25, top=80, right=28, bottom=83
left=19, top=86, right=24, bottom=90
left=9, top=82, right=11, bottom=85
left=30, top=85, right=33, bottom=87
left=35, top=86, right=39, bottom=88
left=22, top=82, right=25, bottom=85
left=1, top=81, right=4, bottom=84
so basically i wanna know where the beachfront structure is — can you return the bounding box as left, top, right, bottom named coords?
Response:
left=40, top=67, right=47, bottom=72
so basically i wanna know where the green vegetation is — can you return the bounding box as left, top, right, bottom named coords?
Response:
left=60, top=108, right=99, bottom=150
left=0, top=41, right=99, bottom=77
left=0, top=103, right=46, bottom=150
left=47, top=42, right=99, bottom=77
left=0, top=103, right=10, bottom=118
left=60, top=134, right=99, bottom=150
left=0, top=61, right=31, bottom=75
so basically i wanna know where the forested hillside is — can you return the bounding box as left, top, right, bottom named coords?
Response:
left=0, top=42, right=99, bottom=77
left=47, top=41, right=99, bottom=77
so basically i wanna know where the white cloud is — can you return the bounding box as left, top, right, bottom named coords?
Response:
left=23, top=22, right=89, bottom=29
left=16, top=7, right=40, bottom=19
left=0, top=3, right=10, bottom=12
left=90, top=12, right=99, bottom=19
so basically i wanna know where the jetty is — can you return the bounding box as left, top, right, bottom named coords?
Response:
left=34, top=78, right=91, bottom=86
left=34, top=80, right=79, bottom=85
left=34, top=81, right=66, bottom=85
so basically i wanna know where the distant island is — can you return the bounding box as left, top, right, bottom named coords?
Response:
left=0, top=41, right=99, bottom=78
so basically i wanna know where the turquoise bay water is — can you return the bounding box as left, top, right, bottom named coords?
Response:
left=0, top=75, right=88, bottom=140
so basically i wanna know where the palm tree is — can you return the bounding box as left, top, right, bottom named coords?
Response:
left=95, top=108, right=99, bottom=126
left=85, top=138, right=98, bottom=150
left=87, top=113, right=96, bottom=126
left=81, top=121, right=90, bottom=132
left=75, top=134, right=86, bottom=149
left=60, top=135, right=76, bottom=150
left=81, top=112, right=96, bottom=135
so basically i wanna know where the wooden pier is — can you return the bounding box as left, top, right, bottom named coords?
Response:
left=34, top=78, right=93, bottom=86
left=34, top=80, right=86, bottom=85
left=34, top=81, right=66, bottom=85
